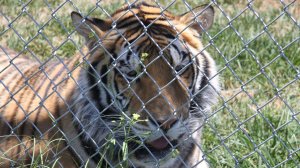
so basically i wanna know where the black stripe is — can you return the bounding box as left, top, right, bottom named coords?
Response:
left=0, top=62, right=28, bottom=82
left=14, top=74, right=42, bottom=157
left=128, top=38, right=136, bottom=44
left=113, top=75, right=119, bottom=94
left=32, top=62, right=67, bottom=136
left=89, top=63, right=117, bottom=117
left=142, top=11, right=162, bottom=15
left=151, top=24, right=176, bottom=35
left=118, top=21, right=139, bottom=30
left=17, top=72, right=49, bottom=141
left=123, top=102, right=129, bottom=112
left=125, top=27, right=141, bottom=40
left=0, top=70, right=20, bottom=95
left=91, top=18, right=111, bottom=31
left=136, top=39, right=148, bottom=52
left=87, top=63, right=102, bottom=111
left=105, top=90, right=112, bottom=107
left=36, top=62, right=60, bottom=89
left=117, top=17, right=139, bottom=29
left=181, top=51, right=189, bottom=60
left=126, top=51, right=132, bottom=61
left=74, top=120, right=103, bottom=165
left=107, top=51, right=118, bottom=60
left=55, top=93, right=81, bottom=167
left=1, top=66, right=35, bottom=131
left=0, top=69, right=31, bottom=135
left=162, top=32, right=175, bottom=40
left=115, top=36, right=124, bottom=48
left=100, top=65, right=108, bottom=84
left=72, top=105, right=120, bottom=166
left=144, top=17, right=167, bottom=25
left=171, top=44, right=181, bottom=56
left=1, top=121, right=13, bottom=136
left=189, top=66, right=195, bottom=90
left=0, top=117, right=12, bottom=136
left=150, top=34, right=168, bottom=43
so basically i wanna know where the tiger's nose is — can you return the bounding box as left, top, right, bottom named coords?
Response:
left=155, top=118, right=178, bottom=131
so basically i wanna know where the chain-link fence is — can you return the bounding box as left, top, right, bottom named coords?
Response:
left=0, top=0, right=299, bottom=167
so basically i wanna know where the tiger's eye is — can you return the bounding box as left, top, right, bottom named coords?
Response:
left=127, top=70, right=137, bottom=77
left=175, top=65, right=185, bottom=72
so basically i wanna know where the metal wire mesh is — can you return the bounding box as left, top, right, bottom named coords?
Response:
left=0, top=0, right=299, bottom=167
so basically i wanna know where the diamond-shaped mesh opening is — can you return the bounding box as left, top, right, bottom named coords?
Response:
left=245, top=73, right=282, bottom=106
left=231, top=8, right=266, bottom=42
left=9, top=12, right=39, bottom=42
left=239, top=151, right=267, bottom=167
left=267, top=12, right=300, bottom=46
left=1, top=0, right=300, bottom=167
left=208, top=27, right=245, bottom=61
left=25, top=1, right=53, bottom=24
left=0, top=14, right=9, bottom=34
left=208, top=106, right=240, bottom=139
left=225, top=91, right=258, bottom=123
left=230, top=50, right=262, bottom=84
left=263, top=55, right=298, bottom=89
left=0, top=1, right=23, bottom=20
left=247, top=32, right=279, bottom=65
left=258, top=134, right=299, bottom=167
left=23, top=34, right=53, bottom=60
left=251, top=0, right=283, bottom=13
left=0, top=25, right=23, bottom=52
left=275, top=119, right=300, bottom=153
left=203, top=141, right=237, bottom=167
left=280, top=81, right=300, bottom=114
left=223, top=129, right=258, bottom=163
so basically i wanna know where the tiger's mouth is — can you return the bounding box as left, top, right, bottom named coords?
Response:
left=133, top=136, right=178, bottom=160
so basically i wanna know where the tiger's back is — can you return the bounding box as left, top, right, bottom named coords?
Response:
left=0, top=47, right=83, bottom=167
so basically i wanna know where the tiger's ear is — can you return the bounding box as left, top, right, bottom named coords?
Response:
left=71, top=12, right=108, bottom=41
left=178, top=5, right=214, bottom=33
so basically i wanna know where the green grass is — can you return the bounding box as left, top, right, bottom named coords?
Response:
left=200, top=1, right=300, bottom=167
left=1, top=0, right=299, bottom=167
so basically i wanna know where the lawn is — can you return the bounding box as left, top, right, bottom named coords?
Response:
left=0, top=0, right=299, bottom=167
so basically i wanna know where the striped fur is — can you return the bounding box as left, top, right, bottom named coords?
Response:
left=0, top=2, right=219, bottom=168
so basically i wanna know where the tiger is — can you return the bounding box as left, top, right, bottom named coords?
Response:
left=0, top=2, right=219, bottom=168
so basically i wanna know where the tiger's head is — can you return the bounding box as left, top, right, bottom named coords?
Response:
left=71, top=2, right=219, bottom=167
